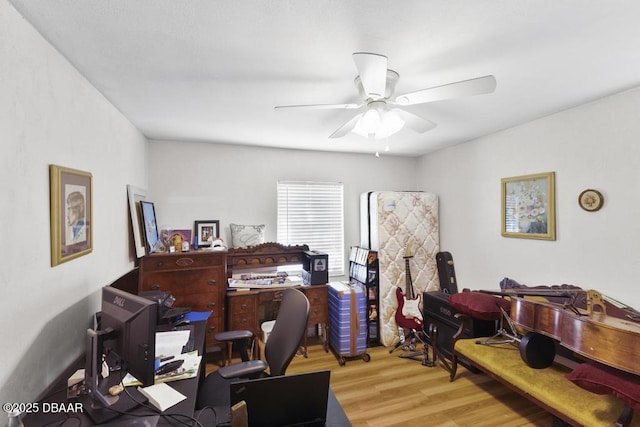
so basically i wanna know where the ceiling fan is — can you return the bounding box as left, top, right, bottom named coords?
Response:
left=275, top=52, right=497, bottom=140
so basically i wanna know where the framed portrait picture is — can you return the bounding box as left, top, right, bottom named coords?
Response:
left=502, top=172, right=556, bottom=240
left=194, top=220, right=220, bottom=247
left=140, top=200, right=161, bottom=253
left=50, top=164, right=93, bottom=266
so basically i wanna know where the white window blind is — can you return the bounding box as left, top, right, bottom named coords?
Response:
left=277, top=181, right=344, bottom=276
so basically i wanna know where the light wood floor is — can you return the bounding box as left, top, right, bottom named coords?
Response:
left=206, top=339, right=554, bottom=427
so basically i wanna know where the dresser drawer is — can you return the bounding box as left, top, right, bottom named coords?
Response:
left=205, top=316, right=223, bottom=347
left=141, top=252, right=225, bottom=273
left=176, top=293, right=223, bottom=318
left=141, top=267, right=224, bottom=296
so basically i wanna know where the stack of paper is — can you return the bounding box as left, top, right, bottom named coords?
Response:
left=228, top=275, right=303, bottom=288
left=138, top=383, right=186, bottom=411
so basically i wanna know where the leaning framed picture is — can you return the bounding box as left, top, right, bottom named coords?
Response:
left=194, top=220, right=220, bottom=247
left=127, top=184, right=147, bottom=258
left=140, top=200, right=161, bottom=253
left=50, top=164, right=93, bottom=266
left=501, top=172, right=556, bottom=240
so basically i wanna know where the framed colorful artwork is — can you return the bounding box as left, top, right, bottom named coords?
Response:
left=140, top=200, right=161, bottom=253
left=501, top=172, right=556, bottom=240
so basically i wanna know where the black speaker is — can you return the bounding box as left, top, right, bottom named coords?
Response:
left=302, top=250, right=328, bottom=285
left=436, top=251, right=458, bottom=294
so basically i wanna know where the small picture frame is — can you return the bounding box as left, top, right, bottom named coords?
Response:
left=50, top=165, right=93, bottom=266
left=194, top=220, right=220, bottom=247
left=162, top=229, right=192, bottom=251
left=140, top=201, right=161, bottom=253
left=501, top=172, right=556, bottom=240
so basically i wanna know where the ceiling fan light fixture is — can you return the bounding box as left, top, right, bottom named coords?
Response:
left=376, top=111, right=405, bottom=139
left=351, top=100, right=404, bottom=139
left=360, top=108, right=381, bottom=133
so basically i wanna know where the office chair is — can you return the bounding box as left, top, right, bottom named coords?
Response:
left=197, top=288, right=310, bottom=412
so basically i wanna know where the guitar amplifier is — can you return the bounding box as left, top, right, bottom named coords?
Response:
left=422, top=291, right=497, bottom=371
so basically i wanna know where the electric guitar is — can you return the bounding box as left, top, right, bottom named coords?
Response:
left=395, top=243, right=423, bottom=324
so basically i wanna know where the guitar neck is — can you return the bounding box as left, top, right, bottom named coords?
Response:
left=405, top=258, right=414, bottom=299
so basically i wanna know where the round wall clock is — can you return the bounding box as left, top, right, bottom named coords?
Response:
left=578, top=189, right=604, bottom=212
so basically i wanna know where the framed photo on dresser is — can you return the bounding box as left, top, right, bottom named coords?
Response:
left=194, top=220, right=220, bottom=247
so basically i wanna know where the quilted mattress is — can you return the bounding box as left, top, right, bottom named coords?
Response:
left=360, top=191, right=440, bottom=346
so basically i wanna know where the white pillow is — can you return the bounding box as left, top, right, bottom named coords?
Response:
left=230, top=224, right=265, bottom=248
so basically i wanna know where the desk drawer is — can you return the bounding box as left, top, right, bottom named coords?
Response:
left=304, top=286, right=328, bottom=324
left=228, top=294, right=258, bottom=332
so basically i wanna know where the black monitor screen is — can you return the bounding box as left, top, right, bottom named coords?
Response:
left=101, top=286, right=157, bottom=386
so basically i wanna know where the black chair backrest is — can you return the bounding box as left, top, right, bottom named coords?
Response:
left=264, top=288, right=310, bottom=376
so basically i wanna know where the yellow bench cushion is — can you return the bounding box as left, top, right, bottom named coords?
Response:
left=454, top=338, right=638, bottom=427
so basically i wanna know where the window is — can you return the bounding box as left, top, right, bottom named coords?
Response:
left=277, top=181, right=344, bottom=276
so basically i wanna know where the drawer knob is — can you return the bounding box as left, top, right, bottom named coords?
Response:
left=207, top=279, right=216, bottom=286
left=207, top=326, right=216, bottom=333
left=241, top=303, right=248, bottom=310
left=150, top=284, right=160, bottom=290
left=207, top=302, right=216, bottom=309
left=156, top=262, right=164, bottom=268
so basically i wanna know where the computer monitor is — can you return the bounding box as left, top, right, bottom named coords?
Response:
left=83, top=285, right=157, bottom=423
left=100, top=285, right=157, bottom=385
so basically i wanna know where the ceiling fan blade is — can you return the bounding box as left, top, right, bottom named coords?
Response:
left=394, top=75, right=497, bottom=106
left=353, top=52, right=388, bottom=99
left=329, top=113, right=364, bottom=138
left=275, top=103, right=361, bottom=111
left=391, top=108, right=437, bottom=133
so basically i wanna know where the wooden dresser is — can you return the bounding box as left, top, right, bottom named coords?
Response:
left=226, top=243, right=329, bottom=356
left=138, top=250, right=227, bottom=349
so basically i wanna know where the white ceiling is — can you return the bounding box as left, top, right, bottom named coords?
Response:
left=9, top=0, right=640, bottom=156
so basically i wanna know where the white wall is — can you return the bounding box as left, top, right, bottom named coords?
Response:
left=416, top=86, right=640, bottom=310
left=0, top=0, right=148, bottom=403
left=148, top=141, right=419, bottom=276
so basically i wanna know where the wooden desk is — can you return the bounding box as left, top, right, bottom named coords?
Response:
left=227, top=284, right=329, bottom=357
left=225, top=243, right=329, bottom=359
